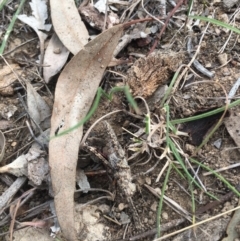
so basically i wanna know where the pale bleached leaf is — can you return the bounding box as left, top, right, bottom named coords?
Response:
left=94, top=0, right=109, bottom=13
left=29, top=0, right=51, bottom=31
left=0, top=155, right=28, bottom=177
left=18, top=0, right=51, bottom=41
left=27, top=82, right=51, bottom=130
left=50, top=0, right=89, bottom=55
left=43, top=33, right=70, bottom=83
left=225, top=116, right=240, bottom=148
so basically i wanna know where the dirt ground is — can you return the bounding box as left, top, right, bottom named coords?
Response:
left=1, top=0, right=240, bottom=241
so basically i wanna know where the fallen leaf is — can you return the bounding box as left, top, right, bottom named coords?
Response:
left=50, top=0, right=89, bottom=55
left=0, top=64, right=23, bottom=96
left=225, top=116, right=240, bottom=148
left=43, top=33, right=70, bottom=83
left=0, top=155, right=28, bottom=177
left=18, top=0, right=51, bottom=37
left=49, top=24, right=123, bottom=241
left=0, top=130, right=5, bottom=163
left=79, top=5, right=119, bottom=31
left=94, top=0, right=109, bottom=13
left=222, top=199, right=240, bottom=241
left=18, top=0, right=51, bottom=64
left=27, top=82, right=51, bottom=130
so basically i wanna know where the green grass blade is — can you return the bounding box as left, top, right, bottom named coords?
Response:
left=189, top=15, right=240, bottom=34
left=160, top=71, right=179, bottom=107
left=188, top=174, right=196, bottom=224
left=0, top=0, right=8, bottom=11
left=157, top=163, right=172, bottom=238
left=171, top=99, right=240, bottom=125
left=190, top=158, right=240, bottom=197
left=52, top=86, right=139, bottom=139
left=0, top=0, right=27, bottom=54
left=187, top=0, right=194, bottom=17
left=168, top=138, right=199, bottom=188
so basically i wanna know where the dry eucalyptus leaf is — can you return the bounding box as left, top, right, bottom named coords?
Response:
left=43, top=33, right=70, bottom=83
left=49, top=24, right=123, bottom=241
left=94, top=0, right=109, bottom=13
left=224, top=116, right=240, bottom=148
left=0, top=130, right=5, bottom=163
left=222, top=200, right=240, bottom=241
left=79, top=5, right=119, bottom=31
left=18, top=0, right=51, bottom=62
left=50, top=0, right=89, bottom=55
left=0, top=64, right=22, bottom=96
left=27, top=82, right=51, bottom=130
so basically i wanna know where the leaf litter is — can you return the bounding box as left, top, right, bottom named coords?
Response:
left=50, top=0, right=89, bottom=55
left=1, top=0, right=240, bottom=241
left=18, top=0, right=51, bottom=66
left=43, top=33, right=70, bottom=83
left=49, top=24, right=123, bottom=241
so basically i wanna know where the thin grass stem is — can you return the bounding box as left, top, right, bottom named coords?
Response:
left=0, top=0, right=27, bottom=54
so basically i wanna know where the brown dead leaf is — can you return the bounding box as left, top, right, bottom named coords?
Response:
left=27, top=82, right=51, bottom=130
left=0, top=64, right=22, bottom=96
left=225, top=116, right=240, bottom=148
left=79, top=5, right=119, bottom=31
left=222, top=200, right=240, bottom=241
left=49, top=24, right=123, bottom=241
left=50, top=0, right=89, bottom=55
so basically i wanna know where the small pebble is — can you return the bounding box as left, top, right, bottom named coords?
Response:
left=145, top=177, right=151, bottom=185
left=162, top=212, right=168, bottom=220
left=11, top=141, right=17, bottom=147
left=151, top=201, right=158, bottom=212
left=53, top=48, right=61, bottom=54
left=118, top=203, right=125, bottom=211
left=218, top=53, right=228, bottom=65
left=213, top=138, right=222, bottom=149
